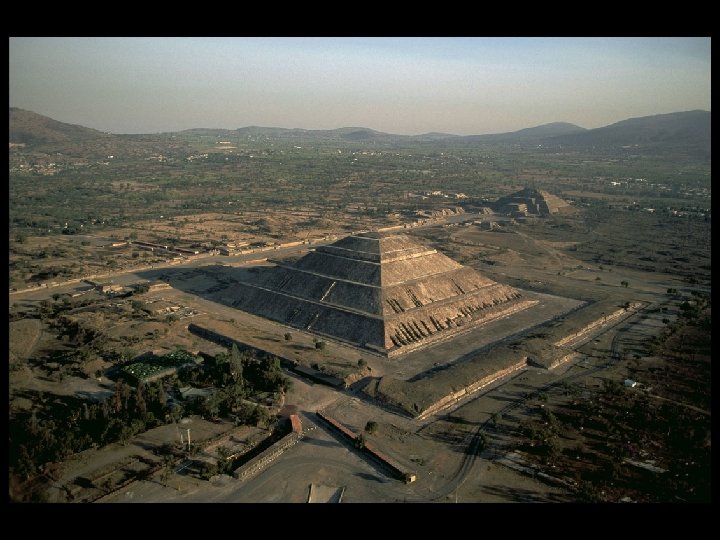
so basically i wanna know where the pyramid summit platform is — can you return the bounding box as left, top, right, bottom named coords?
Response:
left=232, top=231, right=537, bottom=357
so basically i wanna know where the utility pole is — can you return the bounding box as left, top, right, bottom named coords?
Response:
left=187, top=429, right=191, bottom=451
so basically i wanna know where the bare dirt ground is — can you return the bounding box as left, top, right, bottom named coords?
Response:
left=43, top=414, right=267, bottom=503
left=9, top=319, right=43, bottom=360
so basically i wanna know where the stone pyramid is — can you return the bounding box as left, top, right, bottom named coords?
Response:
left=495, top=187, right=569, bottom=216
left=232, top=232, right=535, bottom=357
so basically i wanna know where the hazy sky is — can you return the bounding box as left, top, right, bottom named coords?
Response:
left=9, top=37, right=711, bottom=136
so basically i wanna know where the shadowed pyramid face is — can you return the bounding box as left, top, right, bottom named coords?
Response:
left=232, top=232, right=533, bottom=357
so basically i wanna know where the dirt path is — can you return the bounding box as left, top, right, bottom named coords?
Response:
left=643, top=392, right=710, bottom=416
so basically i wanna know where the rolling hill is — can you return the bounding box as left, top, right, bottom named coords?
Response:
left=9, top=107, right=111, bottom=145
left=458, top=122, right=586, bottom=144
left=549, top=110, right=711, bottom=158
left=10, top=107, right=710, bottom=160
left=9, top=108, right=191, bottom=160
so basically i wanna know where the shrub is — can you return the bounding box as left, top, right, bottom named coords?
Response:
left=354, top=434, right=366, bottom=449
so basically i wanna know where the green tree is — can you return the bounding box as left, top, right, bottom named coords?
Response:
left=543, top=437, right=561, bottom=465
left=134, top=384, right=147, bottom=416
left=26, top=411, right=39, bottom=436
left=110, top=381, right=125, bottom=414
left=216, top=446, right=233, bottom=475
left=15, top=445, right=37, bottom=479
left=365, top=421, right=378, bottom=434
left=226, top=383, right=245, bottom=410
left=161, top=455, right=174, bottom=486
left=354, top=434, right=366, bottom=449
left=199, top=461, right=218, bottom=480
left=542, top=407, right=558, bottom=430
left=251, top=405, right=270, bottom=427
left=134, top=283, right=150, bottom=294
left=229, top=344, right=244, bottom=382
left=602, top=379, right=623, bottom=397
left=279, top=376, right=292, bottom=393
left=201, top=395, right=220, bottom=420
left=119, top=424, right=135, bottom=445
left=315, top=341, right=326, bottom=350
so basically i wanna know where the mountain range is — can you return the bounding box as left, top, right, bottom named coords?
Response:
left=9, top=108, right=711, bottom=160
left=9, top=107, right=111, bottom=145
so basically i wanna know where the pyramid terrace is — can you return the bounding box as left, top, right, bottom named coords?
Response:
left=231, top=231, right=538, bottom=357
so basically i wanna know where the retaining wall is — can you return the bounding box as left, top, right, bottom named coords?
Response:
left=233, top=415, right=303, bottom=482
left=554, top=302, right=643, bottom=348
left=316, top=411, right=415, bottom=482
left=415, top=359, right=527, bottom=420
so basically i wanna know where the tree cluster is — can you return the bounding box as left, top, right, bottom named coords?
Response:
left=10, top=379, right=173, bottom=484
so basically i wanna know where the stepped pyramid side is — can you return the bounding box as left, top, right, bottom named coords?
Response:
left=381, top=269, right=515, bottom=316
left=380, top=252, right=461, bottom=286
left=232, top=280, right=386, bottom=349
left=251, top=262, right=383, bottom=314
left=535, top=189, right=569, bottom=213
left=382, top=282, right=524, bottom=352
left=496, top=187, right=569, bottom=216
left=292, top=250, right=381, bottom=284
left=230, top=231, right=536, bottom=356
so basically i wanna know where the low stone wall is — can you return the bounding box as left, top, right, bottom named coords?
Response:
left=416, top=359, right=527, bottom=420
left=292, top=364, right=345, bottom=388
left=536, top=351, right=579, bottom=370
left=522, top=338, right=576, bottom=370
left=92, top=460, right=162, bottom=503
left=316, top=411, right=415, bottom=482
left=188, top=323, right=292, bottom=368
left=369, top=342, right=532, bottom=419
left=233, top=416, right=302, bottom=482
left=554, top=302, right=643, bottom=348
